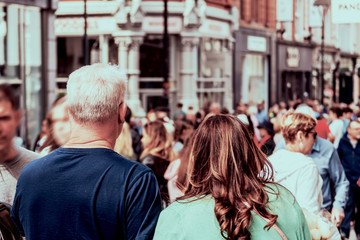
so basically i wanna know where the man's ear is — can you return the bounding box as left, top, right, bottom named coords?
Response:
left=118, top=102, right=127, bottom=124
left=296, top=131, right=305, bottom=141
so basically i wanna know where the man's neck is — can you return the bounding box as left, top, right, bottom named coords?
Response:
left=348, top=135, right=358, bottom=143
left=64, top=121, right=120, bottom=150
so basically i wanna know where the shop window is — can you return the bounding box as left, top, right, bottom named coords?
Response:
left=197, top=38, right=228, bottom=107
left=0, top=5, right=20, bottom=80
left=109, top=38, right=118, bottom=65
left=241, top=54, right=267, bottom=105
left=57, top=37, right=98, bottom=78
left=140, top=37, right=167, bottom=78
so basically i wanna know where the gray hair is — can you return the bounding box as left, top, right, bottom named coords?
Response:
left=66, top=63, right=127, bottom=123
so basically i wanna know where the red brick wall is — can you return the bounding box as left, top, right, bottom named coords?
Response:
left=240, top=0, right=276, bottom=31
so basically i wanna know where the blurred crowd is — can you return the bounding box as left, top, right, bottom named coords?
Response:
left=0, top=63, right=359, bottom=240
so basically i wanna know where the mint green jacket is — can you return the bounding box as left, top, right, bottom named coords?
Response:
left=154, top=184, right=311, bottom=240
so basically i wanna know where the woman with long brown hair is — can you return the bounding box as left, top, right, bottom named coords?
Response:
left=154, top=115, right=311, bottom=239
left=140, top=120, right=176, bottom=204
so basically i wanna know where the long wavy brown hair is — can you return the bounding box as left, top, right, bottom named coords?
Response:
left=179, top=114, right=278, bottom=240
left=140, top=120, right=176, bottom=161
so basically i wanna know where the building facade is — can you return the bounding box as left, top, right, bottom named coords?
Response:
left=55, top=0, right=239, bottom=116
left=276, top=0, right=360, bottom=106
left=0, top=0, right=57, bottom=148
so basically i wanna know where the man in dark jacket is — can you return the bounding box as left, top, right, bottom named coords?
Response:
left=338, top=120, right=360, bottom=240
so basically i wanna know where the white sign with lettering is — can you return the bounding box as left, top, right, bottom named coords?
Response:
left=332, top=0, right=360, bottom=23
left=247, top=36, right=267, bottom=52
left=142, top=16, right=182, bottom=33
left=286, top=47, right=300, bottom=68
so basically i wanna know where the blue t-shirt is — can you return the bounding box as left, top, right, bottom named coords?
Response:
left=11, top=147, right=162, bottom=240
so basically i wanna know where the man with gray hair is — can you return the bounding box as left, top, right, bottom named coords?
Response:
left=11, top=64, right=162, bottom=240
left=275, top=104, right=349, bottom=228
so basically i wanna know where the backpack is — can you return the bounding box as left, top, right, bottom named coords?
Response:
left=0, top=202, right=22, bottom=240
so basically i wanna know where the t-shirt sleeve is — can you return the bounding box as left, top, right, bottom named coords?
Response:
left=125, top=171, right=162, bottom=240
left=153, top=207, right=183, bottom=240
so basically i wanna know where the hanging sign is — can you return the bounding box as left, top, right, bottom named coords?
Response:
left=332, top=0, right=360, bottom=23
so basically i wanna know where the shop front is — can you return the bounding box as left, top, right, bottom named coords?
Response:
left=312, top=46, right=339, bottom=103
left=277, top=41, right=314, bottom=104
left=234, top=28, right=276, bottom=109
left=338, top=53, right=358, bottom=104
left=56, top=0, right=238, bottom=116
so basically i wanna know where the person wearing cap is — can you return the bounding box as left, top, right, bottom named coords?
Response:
left=275, top=105, right=349, bottom=228
left=257, top=120, right=275, bottom=156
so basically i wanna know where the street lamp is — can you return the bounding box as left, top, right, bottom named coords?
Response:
left=83, top=0, right=89, bottom=65
left=313, top=0, right=330, bottom=104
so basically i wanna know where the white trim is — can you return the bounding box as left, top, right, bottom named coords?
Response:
left=206, top=6, right=232, bottom=22
left=56, top=1, right=119, bottom=16
left=140, top=1, right=185, bottom=14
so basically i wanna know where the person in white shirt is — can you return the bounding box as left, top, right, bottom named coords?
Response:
left=269, top=112, right=323, bottom=214
left=329, top=107, right=344, bottom=149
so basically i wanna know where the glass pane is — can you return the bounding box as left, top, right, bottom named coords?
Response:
left=242, top=54, right=265, bottom=105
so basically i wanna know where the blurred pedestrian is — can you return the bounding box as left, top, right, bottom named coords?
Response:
left=257, top=120, right=275, bottom=156
left=338, top=120, right=360, bottom=240
left=270, top=112, right=322, bottom=214
left=173, top=120, right=193, bottom=153
left=154, top=115, right=311, bottom=239
left=0, top=84, right=40, bottom=204
left=209, top=102, right=221, bottom=115
left=39, top=96, right=70, bottom=155
left=141, top=120, right=176, bottom=204
left=114, top=122, right=136, bottom=161
left=173, top=103, right=186, bottom=121
left=329, top=107, right=344, bottom=148
left=33, top=112, right=51, bottom=153
left=11, top=63, right=162, bottom=240
left=164, top=132, right=195, bottom=203
left=275, top=105, right=349, bottom=228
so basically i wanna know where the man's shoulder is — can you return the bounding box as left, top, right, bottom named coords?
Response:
left=315, top=137, right=335, bottom=153
left=15, top=146, right=41, bottom=162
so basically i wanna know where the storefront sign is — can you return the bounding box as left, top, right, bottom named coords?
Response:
left=286, top=47, right=300, bottom=68
left=142, top=16, right=182, bottom=34
left=276, top=0, right=293, bottom=22
left=247, top=36, right=267, bottom=52
left=199, top=19, right=231, bottom=38
left=332, top=0, right=360, bottom=23
left=55, top=17, right=117, bottom=36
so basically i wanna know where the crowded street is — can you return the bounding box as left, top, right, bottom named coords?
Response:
left=0, top=0, right=360, bottom=239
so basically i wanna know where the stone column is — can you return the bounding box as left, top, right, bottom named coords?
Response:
left=99, top=35, right=109, bottom=64
left=127, top=36, right=145, bottom=117
left=224, top=39, right=234, bottom=111
left=114, top=32, right=145, bottom=117
left=180, top=34, right=199, bottom=110
left=114, top=36, right=131, bottom=74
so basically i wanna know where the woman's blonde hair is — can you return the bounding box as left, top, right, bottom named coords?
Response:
left=281, top=112, right=317, bottom=144
left=114, top=122, right=135, bottom=161
left=140, top=120, right=176, bottom=161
